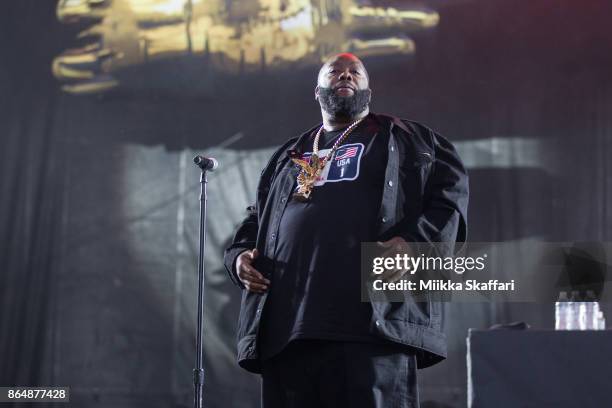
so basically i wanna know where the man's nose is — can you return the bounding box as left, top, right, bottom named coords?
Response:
left=338, top=69, right=353, bottom=81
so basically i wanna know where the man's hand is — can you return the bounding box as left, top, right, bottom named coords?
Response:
left=235, top=249, right=270, bottom=293
left=375, top=237, right=414, bottom=283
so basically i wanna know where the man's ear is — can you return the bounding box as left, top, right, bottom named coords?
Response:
left=314, top=85, right=320, bottom=101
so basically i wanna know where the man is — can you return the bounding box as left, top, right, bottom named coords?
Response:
left=224, top=53, right=468, bottom=407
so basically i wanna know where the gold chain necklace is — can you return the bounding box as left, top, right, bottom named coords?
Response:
left=290, top=117, right=364, bottom=201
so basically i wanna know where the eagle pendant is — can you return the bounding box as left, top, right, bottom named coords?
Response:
left=289, top=152, right=326, bottom=202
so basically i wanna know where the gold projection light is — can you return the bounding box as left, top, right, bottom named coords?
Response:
left=53, top=0, right=439, bottom=94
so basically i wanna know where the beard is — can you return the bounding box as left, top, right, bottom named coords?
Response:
left=317, top=87, right=371, bottom=118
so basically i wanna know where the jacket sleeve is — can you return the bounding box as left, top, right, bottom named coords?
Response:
left=400, top=129, right=469, bottom=256
left=223, top=137, right=298, bottom=288
left=223, top=205, right=258, bottom=288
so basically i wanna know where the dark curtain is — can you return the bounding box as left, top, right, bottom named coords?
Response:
left=0, top=0, right=67, bottom=390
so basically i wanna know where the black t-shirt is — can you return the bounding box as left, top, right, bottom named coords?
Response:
left=259, top=114, right=390, bottom=360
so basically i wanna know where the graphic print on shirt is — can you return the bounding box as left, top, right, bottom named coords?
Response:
left=299, top=143, right=365, bottom=186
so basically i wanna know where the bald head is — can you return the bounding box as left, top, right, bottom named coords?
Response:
left=317, top=53, right=369, bottom=86
left=315, top=53, right=372, bottom=121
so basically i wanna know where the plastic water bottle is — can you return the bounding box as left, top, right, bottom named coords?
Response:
left=586, top=302, right=597, bottom=330
left=555, top=292, right=568, bottom=330
left=566, top=291, right=580, bottom=330
left=578, top=301, right=587, bottom=330
left=597, top=311, right=606, bottom=330
left=585, top=290, right=597, bottom=330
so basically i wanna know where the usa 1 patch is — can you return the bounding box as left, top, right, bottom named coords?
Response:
left=300, top=143, right=365, bottom=186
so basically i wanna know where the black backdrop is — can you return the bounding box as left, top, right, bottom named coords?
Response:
left=2, top=1, right=612, bottom=407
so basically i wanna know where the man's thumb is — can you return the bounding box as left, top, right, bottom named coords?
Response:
left=251, top=248, right=259, bottom=258
left=377, top=240, right=392, bottom=248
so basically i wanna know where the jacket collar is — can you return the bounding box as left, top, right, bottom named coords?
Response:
left=284, top=111, right=401, bottom=157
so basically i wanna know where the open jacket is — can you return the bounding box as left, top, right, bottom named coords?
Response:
left=223, top=112, right=469, bottom=373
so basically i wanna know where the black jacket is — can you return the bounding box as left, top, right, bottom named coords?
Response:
left=223, top=113, right=469, bottom=373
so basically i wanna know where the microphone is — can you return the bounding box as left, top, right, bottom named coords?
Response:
left=193, top=155, right=219, bottom=171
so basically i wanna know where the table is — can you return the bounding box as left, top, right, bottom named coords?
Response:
left=467, top=329, right=612, bottom=408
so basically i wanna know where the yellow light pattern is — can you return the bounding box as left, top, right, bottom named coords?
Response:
left=53, top=0, right=440, bottom=93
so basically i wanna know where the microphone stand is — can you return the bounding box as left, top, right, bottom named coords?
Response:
left=192, top=158, right=210, bottom=408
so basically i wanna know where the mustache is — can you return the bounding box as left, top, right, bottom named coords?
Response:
left=333, top=82, right=355, bottom=90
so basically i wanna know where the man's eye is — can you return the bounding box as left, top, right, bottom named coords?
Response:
left=351, top=70, right=360, bottom=75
